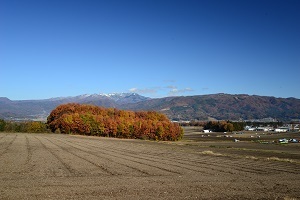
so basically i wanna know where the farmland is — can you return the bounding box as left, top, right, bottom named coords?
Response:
left=1, top=129, right=300, bottom=199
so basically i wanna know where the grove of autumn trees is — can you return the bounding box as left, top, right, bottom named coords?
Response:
left=180, top=121, right=241, bottom=132
left=203, top=121, right=235, bottom=132
left=0, top=119, right=48, bottom=133
left=47, top=103, right=184, bottom=141
left=182, top=120, right=284, bottom=132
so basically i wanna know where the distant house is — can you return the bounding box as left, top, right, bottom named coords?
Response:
left=275, top=127, right=289, bottom=132
left=245, top=126, right=256, bottom=131
left=256, top=127, right=269, bottom=132
left=292, top=124, right=299, bottom=131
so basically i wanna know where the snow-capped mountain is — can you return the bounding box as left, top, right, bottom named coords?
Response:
left=0, top=93, right=150, bottom=121
left=106, top=93, right=150, bottom=104
left=1, top=93, right=300, bottom=122
left=53, top=93, right=150, bottom=104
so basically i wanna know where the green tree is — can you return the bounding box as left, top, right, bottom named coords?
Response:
left=0, top=119, right=6, bottom=131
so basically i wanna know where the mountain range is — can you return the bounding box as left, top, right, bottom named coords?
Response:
left=0, top=93, right=299, bottom=122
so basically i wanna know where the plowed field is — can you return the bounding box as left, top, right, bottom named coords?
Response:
left=1, top=132, right=300, bottom=199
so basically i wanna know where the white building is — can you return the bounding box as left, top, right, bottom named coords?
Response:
left=275, top=127, right=289, bottom=132
left=256, top=127, right=269, bottom=132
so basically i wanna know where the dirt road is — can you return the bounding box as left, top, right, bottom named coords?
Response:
left=1, top=133, right=299, bottom=199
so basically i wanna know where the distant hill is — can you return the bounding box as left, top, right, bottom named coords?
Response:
left=0, top=93, right=299, bottom=122
left=121, top=93, right=300, bottom=121
left=0, top=93, right=149, bottom=121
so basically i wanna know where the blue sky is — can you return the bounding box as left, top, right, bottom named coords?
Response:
left=1, top=0, right=299, bottom=100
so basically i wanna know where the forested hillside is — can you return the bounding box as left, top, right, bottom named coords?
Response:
left=121, top=94, right=300, bottom=121
left=1, top=93, right=300, bottom=121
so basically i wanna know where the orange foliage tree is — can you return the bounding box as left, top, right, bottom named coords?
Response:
left=47, top=103, right=183, bottom=141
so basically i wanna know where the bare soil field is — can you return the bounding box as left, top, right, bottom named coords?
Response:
left=1, top=130, right=300, bottom=199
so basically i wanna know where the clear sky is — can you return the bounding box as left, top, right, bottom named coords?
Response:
left=1, top=0, right=299, bottom=100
